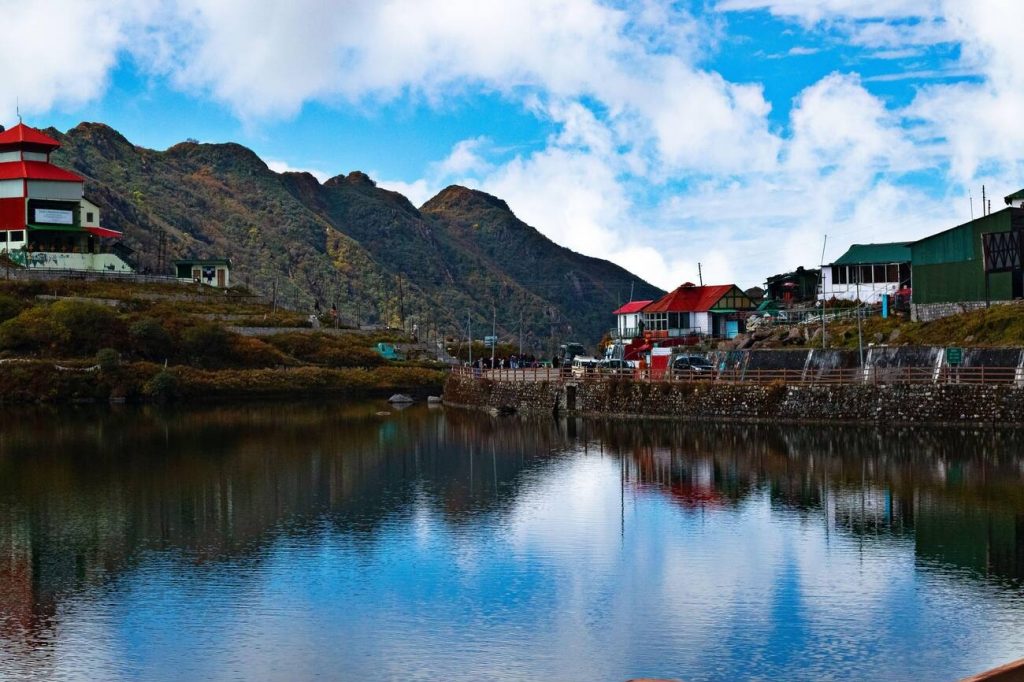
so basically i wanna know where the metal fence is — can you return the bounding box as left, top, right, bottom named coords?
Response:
left=451, top=365, right=1023, bottom=386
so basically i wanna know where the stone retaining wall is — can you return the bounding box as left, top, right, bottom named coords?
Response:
left=911, top=300, right=1003, bottom=322
left=444, top=374, right=1024, bottom=425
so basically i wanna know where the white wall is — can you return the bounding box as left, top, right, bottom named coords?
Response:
left=0, top=179, right=22, bottom=198
left=0, top=151, right=19, bottom=163
left=26, top=181, right=82, bottom=201
left=10, top=251, right=132, bottom=272
left=80, top=198, right=100, bottom=227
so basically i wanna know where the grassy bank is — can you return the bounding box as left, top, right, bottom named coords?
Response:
left=0, top=278, right=446, bottom=403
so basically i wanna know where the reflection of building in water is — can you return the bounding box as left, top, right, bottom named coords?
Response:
left=607, top=422, right=1024, bottom=582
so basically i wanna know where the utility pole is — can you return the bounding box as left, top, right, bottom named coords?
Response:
left=856, top=274, right=864, bottom=367
left=397, top=275, right=406, bottom=331
left=491, top=304, right=497, bottom=368
left=467, top=311, right=472, bottom=366
left=819, top=234, right=828, bottom=349
left=697, top=262, right=703, bottom=286
left=519, top=309, right=524, bottom=356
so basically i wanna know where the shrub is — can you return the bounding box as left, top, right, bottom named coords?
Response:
left=48, top=300, right=127, bottom=355
left=0, top=294, right=24, bottom=324
left=180, top=322, right=232, bottom=368
left=0, top=306, right=68, bottom=355
left=96, top=348, right=121, bottom=372
left=144, top=369, right=179, bottom=402
left=128, top=317, right=173, bottom=361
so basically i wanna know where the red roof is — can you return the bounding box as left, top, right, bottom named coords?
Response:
left=644, top=283, right=736, bottom=313
left=0, top=161, right=83, bottom=182
left=0, top=123, right=60, bottom=150
left=613, top=300, right=653, bottom=315
left=86, top=226, right=121, bottom=238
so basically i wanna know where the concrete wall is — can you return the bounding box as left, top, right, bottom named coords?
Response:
left=444, top=374, right=1024, bottom=425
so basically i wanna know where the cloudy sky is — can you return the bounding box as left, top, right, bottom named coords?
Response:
left=3, top=0, right=1023, bottom=289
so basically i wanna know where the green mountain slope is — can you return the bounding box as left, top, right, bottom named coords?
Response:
left=49, top=122, right=662, bottom=347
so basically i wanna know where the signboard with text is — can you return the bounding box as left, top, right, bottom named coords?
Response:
left=946, top=347, right=963, bottom=366
left=34, top=208, right=73, bottom=225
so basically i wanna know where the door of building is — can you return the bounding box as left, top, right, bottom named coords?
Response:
left=217, top=268, right=225, bottom=287
left=725, top=320, right=740, bottom=339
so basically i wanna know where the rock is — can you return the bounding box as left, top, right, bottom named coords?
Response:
left=873, top=332, right=885, bottom=343
left=738, top=335, right=756, bottom=350
left=388, top=393, right=414, bottom=404
left=752, top=328, right=772, bottom=341
left=888, top=327, right=902, bottom=343
left=427, top=396, right=443, bottom=403
left=784, top=327, right=803, bottom=344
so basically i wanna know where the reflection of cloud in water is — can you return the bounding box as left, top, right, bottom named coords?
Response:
left=1, top=407, right=1024, bottom=680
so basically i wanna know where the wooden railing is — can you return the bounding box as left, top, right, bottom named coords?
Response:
left=451, top=365, right=1023, bottom=386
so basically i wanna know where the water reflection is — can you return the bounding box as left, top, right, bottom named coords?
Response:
left=0, top=405, right=1022, bottom=681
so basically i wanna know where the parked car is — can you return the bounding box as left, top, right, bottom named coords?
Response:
left=671, top=355, right=714, bottom=378
left=571, top=356, right=602, bottom=377
left=599, top=358, right=632, bottom=375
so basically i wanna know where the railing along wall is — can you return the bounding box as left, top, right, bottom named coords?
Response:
left=450, top=365, right=1023, bottom=387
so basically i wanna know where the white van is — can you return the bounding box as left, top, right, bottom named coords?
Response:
left=571, top=356, right=602, bottom=378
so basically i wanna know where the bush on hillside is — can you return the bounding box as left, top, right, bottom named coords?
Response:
left=0, top=294, right=25, bottom=324
left=49, top=300, right=127, bottom=355
left=265, top=332, right=383, bottom=367
left=128, top=317, right=173, bottom=361
left=180, top=321, right=232, bottom=368
left=0, top=306, right=69, bottom=355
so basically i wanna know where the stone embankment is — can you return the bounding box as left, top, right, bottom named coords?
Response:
left=444, top=374, right=1024, bottom=425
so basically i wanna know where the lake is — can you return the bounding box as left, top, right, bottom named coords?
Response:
left=1, top=403, right=1023, bottom=681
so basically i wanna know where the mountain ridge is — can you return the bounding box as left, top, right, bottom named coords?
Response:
left=48, top=121, right=663, bottom=347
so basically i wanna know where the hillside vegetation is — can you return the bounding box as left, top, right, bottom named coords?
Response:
left=0, top=279, right=443, bottom=403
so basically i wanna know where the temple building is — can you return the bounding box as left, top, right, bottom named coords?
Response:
left=0, top=123, right=131, bottom=272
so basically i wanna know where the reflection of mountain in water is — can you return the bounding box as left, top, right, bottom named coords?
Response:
left=1, top=406, right=1023, bottom=656
left=594, top=420, right=1024, bottom=583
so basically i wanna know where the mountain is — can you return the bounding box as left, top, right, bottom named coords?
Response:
left=50, top=122, right=663, bottom=348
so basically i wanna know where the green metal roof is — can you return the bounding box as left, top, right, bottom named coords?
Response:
left=832, top=242, right=911, bottom=265
left=173, top=258, right=232, bottom=267
left=27, top=224, right=85, bottom=233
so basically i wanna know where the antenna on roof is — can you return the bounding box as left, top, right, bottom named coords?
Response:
left=15, top=97, right=21, bottom=124
left=982, top=185, right=987, bottom=216
left=969, top=189, right=974, bottom=220
left=697, top=262, right=703, bottom=287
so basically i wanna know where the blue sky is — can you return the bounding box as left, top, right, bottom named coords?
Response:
left=3, top=0, right=1023, bottom=289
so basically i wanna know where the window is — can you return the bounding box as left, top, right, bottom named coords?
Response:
left=860, top=265, right=873, bottom=284
left=86, top=212, right=94, bottom=223
left=9, top=231, right=23, bottom=243
left=834, top=265, right=847, bottom=285
left=886, top=264, right=899, bottom=283
left=645, top=312, right=668, bottom=331
left=0, top=233, right=7, bottom=243
left=873, top=265, right=886, bottom=283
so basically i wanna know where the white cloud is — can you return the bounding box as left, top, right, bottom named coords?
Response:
left=0, top=0, right=153, bottom=122
left=264, top=159, right=330, bottom=183
left=8, top=0, right=1024, bottom=292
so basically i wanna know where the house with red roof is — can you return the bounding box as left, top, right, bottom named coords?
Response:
left=611, top=299, right=652, bottom=339
left=0, top=122, right=131, bottom=273
left=641, top=282, right=754, bottom=340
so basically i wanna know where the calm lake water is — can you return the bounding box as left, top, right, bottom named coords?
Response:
left=1, top=403, right=1023, bottom=681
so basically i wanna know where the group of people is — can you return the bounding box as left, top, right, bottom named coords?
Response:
left=469, top=354, right=543, bottom=370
